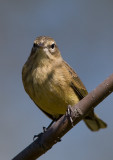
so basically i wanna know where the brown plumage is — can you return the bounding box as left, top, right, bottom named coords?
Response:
left=22, top=36, right=107, bottom=131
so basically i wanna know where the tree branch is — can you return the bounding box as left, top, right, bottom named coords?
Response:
left=12, top=73, right=113, bottom=160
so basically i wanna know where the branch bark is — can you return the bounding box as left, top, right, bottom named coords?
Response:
left=12, top=73, right=113, bottom=160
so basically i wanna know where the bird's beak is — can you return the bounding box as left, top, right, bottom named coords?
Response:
left=37, top=43, right=44, bottom=48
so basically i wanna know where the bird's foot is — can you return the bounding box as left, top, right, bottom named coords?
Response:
left=33, top=121, right=55, bottom=141
left=66, top=105, right=74, bottom=127
left=33, top=132, right=43, bottom=141
left=33, top=126, right=47, bottom=141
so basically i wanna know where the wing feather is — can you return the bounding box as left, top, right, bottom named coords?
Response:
left=63, top=61, right=88, bottom=99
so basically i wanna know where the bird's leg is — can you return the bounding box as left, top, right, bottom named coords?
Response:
left=66, top=105, right=74, bottom=127
left=33, top=120, right=55, bottom=141
left=45, top=120, right=55, bottom=130
left=42, top=120, right=55, bottom=133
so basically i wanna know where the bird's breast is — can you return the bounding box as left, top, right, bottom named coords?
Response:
left=22, top=61, right=80, bottom=117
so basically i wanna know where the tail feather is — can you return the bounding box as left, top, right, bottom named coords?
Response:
left=84, top=112, right=107, bottom=131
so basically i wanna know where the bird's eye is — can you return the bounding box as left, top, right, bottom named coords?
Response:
left=33, top=43, right=37, bottom=48
left=51, top=43, right=55, bottom=49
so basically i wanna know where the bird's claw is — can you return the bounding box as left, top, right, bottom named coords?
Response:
left=33, top=126, right=47, bottom=141
left=66, top=105, right=74, bottom=127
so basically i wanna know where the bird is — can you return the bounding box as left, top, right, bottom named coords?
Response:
left=22, top=36, right=107, bottom=131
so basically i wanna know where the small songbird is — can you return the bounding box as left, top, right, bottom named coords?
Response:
left=22, top=36, right=107, bottom=131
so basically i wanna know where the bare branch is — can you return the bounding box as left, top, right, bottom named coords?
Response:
left=12, top=73, right=113, bottom=160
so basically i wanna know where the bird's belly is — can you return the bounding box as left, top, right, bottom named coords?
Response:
left=32, top=82, right=80, bottom=118
left=26, top=66, right=80, bottom=118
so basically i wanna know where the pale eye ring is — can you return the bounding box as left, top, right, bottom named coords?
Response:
left=50, top=43, right=55, bottom=49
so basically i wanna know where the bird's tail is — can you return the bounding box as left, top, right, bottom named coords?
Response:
left=83, top=112, right=107, bottom=131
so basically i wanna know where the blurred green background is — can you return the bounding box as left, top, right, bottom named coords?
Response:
left=0, top=0, right=113, bottom=160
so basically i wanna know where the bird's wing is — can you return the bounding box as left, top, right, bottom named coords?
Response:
left=63, top=61, right=107, bottom=131
left=63, top=61, right=88, bottom=99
